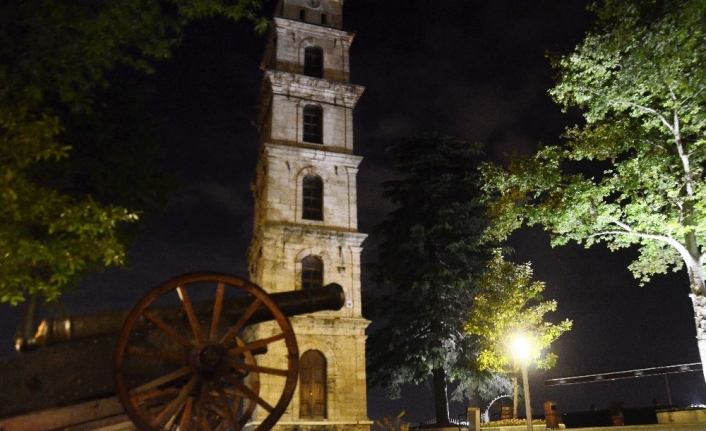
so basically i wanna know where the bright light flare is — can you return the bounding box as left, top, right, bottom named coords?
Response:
left=511, top=334, right=532, bottom=363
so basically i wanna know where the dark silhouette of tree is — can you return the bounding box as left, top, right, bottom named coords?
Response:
left=367, top=132, right=492, bottom=426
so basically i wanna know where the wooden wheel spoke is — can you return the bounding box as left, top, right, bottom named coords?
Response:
left=150, top=375, right=198, bottom=429
left=142, top=310, right=194, bottom=349
left=178, top=396, right=195, bottom=431
left=129, top=367, right=192, bottom=396
left=199, top=415, right=212, bottom=431
left=221, top=389, right=247, bottom=430
left=208, top=405, right=231, bottom=431
left=220, top=298, right=262, bottom=346
left=114, top=274, right=299, bottom=431
left=229, top=388, right=244, bottom=416
left=214, top=380, right=239, bottom=429
left=217, top=386, right=249, bottom=400
left=219, top=387, right=246, bottom=410
left=213, top=410, right=243, bottom=431
left=177, top=285, right=205, bottom=345
left=209, top=282, right=226, bottom=342
left=196, top=382, right=213, bottom=431
left=228, top=333, right=285, bottom=356
left=223, top=374, right=275, bottom=413
left=131, top=386, right=180, bottom=403
left=230, top=361, right=289, bottom=377
left=126, top=346, right=185, bottom=364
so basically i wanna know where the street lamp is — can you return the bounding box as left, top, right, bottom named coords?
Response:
left=512, top=334, right=533, bottom=431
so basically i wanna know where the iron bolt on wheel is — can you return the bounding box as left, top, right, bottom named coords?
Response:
left=114, top=273, right=299, bottom=431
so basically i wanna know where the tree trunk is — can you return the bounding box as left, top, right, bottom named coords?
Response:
left=513, top=374, right=518, bottom=419
left=432, top=367, right=451, bottom=426
left=683, top=231, right=706, bottom=381
left=690, top=293, right=706, bottom=382
left=17, top=293, right=38, bottom=346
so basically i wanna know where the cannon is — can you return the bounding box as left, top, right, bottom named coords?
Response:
left=2, top=273, right=345, bottom=431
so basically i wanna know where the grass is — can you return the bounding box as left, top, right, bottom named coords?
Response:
left=481, top=418, right=545, bottom=428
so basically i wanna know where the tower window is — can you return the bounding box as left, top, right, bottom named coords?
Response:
left=302, top=256, right=323, bottom=290
left=300, top=350, right=327, bottom=419
left=303, top=105, right=323, bottom=144
left=302, top=174, right=323, bottom=221
left=321, top=13, right=327, bottom=25
left=304, top=47, right=324, bottom=78
left=299, top=9, right=306, bottom=20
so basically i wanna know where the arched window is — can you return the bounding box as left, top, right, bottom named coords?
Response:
left=304, top=47, right=323, bottom=78
left=302, top=174, right=323, bottom=220
left=300, top=350, right=327, bottom=419
left=303, top=105, right=323, bottom=144
left=301, top=255, right=323, bottom=290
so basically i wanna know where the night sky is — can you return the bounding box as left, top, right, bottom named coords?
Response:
left=1, top=0, right=705, bottom=424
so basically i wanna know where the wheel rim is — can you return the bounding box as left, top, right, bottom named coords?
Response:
left=114, top=273, right=298, bottom=431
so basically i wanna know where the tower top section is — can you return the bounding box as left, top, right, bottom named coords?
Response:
left=274, top=0, right=344, bottom=29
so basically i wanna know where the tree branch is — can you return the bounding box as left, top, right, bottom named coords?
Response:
left=585, top=88, right=674, bottom=133
left=614, top=99, right=674, bottom=133
left=670, top=86, right=681, bottom=145
left=601, top=217, right=632, bottom=232
left=590, top=229, right=690, bottom=258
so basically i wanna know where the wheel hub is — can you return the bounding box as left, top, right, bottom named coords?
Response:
left=193, top=344, right=227, bottom=378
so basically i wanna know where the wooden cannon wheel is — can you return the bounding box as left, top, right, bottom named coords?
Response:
left=114, top=273, right=299, bottom=431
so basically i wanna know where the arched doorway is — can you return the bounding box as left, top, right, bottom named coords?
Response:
left=299, top=350, right=327, bottom=419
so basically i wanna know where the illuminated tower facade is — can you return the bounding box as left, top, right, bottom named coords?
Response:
left=248, top=1, right=370, bottom=430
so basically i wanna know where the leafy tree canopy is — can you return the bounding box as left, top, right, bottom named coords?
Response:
left=480, top=0, right=706, bottom=379
left=368, top=132, right=503, bottom=425
left=466, top=250, right=572, bottom=373
left=0, top=0, right=266, bottom=305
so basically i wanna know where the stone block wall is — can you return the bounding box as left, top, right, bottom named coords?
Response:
left=268, top=18, right=351, bottom=81
left=249, top=224, right=366, bottom=317
left=259, top=72, right=362, bottom=151
left=248, top=317, right=369, bottom=427
left=254, top=145, right=361, bottom=230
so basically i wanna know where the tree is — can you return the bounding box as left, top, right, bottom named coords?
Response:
left=0, top=0, right=266, bottom=306
left=466, top=250, right=572, bottom=417
left=480, top=0, right=706, bottom=380
left=367, top=132, right=496, bottom=426
left=466, top=250, right=572, bottom=373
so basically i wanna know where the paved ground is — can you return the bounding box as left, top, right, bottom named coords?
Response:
left=481, top=425, right=705, bottom=431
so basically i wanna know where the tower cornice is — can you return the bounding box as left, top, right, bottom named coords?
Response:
left=266, top=70, right=364, bottom=107
left=257, top=222, right=367, bottom=241
left=264, top=143, right=363, bottom=167
left=248, top=224, right=367, bottom=265
left=254, top=71, right=364, bottom=130
left=273, top=16, right=355, bottom=43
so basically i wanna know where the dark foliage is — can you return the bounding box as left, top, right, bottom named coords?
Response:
left=367, top=132, right=490, bottom=425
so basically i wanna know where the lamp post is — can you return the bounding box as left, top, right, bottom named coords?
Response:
left=512, top=335, right=533, bottom=431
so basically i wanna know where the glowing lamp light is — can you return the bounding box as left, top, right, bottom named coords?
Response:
left=512, top=336, right=532, bottom=363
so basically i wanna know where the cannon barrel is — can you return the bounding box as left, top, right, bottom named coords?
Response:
left=19, top=282, right=345, bottom=351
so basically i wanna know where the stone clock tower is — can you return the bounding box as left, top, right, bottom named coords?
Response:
left=248, top=1, right=370, bottom=430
